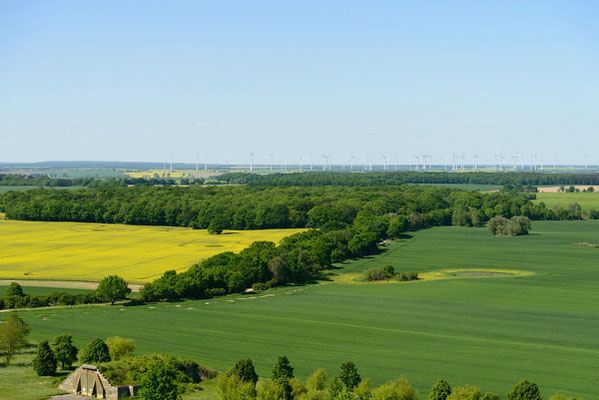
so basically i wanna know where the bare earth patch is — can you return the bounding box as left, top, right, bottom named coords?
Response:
left=537, top=185, right=599, bottom=193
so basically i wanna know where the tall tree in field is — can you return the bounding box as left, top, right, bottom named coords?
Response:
left=140, top=358, right=178, bottom=400
left=96, top=275, right=131, bottom=305
left=106, top=336, right=136, bottom=360
left=229, top=358, right=259, bottom=385
left=5, top=282, right=24, bottom=297
left=339, top=361, right=361, bottom=390
left=272, top=355, right=294, bottom=381
left=32, top=340, right=57, bottom=376
left=51, top=334, right=78, bottom=369
left=0, top=312, right=30, bottom=365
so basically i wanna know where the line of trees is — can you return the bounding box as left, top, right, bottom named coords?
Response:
left=216, top=171, right=599, bottom=187
left=216, top=356, right=578, bottom=400
left=0, top=173, right=205, bottom=189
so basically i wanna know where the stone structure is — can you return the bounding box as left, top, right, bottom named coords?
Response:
left=58, top=364, right=138, bottom=399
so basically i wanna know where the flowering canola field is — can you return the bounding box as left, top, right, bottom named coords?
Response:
left=0, top=220, right=304, bottom=283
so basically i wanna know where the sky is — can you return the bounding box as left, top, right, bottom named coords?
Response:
left=0, top=0, right=598, bottom=166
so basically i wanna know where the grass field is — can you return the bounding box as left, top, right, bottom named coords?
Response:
left=0, top=220, right=304, bottom=283
left=4, top=221, right=599, bottom=398
left=534, top=191, right=599, bottom=210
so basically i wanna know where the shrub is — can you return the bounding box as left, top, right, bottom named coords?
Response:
left=371, top=377, right=418, bottom=400
left=217, top=373, right=257, bottom=400
left=106, top=336, right=136, bottom=361
left=399, top=272, right=419, bottom=281
left=229, top=358, right=258, bottom=385
left=488, top=216, right=531, bottom=236
left=32, top=340, right=57, bottom=376
left=81, top=338, right=111, bottom=364
left=272, top=355, right=294, bottom=381
left=362, top=267, right=393, bottom=281
left=447, top=386, right=483, bottom=400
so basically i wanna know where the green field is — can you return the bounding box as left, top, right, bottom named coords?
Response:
left=534, top=191, right=599, bottom=210
left=4, top=221, right=598, bottom=398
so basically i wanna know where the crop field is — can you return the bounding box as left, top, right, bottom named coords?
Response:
left=0, top=220, right=304, bottom=282
left=534, top=191, right=599, bottom=210
left=5, top=221, right=598, bottom=398
left=124, top=169, right=221, bottom=179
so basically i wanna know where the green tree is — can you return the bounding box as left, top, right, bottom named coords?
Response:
left=218, top=373, right=257, bottom=400
left=32, top=340, right=57, bottom=376
left=0, top=312, right=30, bottom=365
left=371, top=378, right=418, bottom=400
left=447, top=386, right=483, bottom=400
left=354, top=378, right=372, bottom=400
left=429, top=379, right=452, bottom=400
left=272, top=355, right=294, bottom=381
left=229, top=358, right=259, bottom=385
left=140, top=358, right=179, bottom=400
left=51, top=334, right=78, bottom=369
left=507, top=380, right=542, bottom=400
left=106, top=336, right=136, bottom=360
left=96, top=275, right=131, bottom=305
left=5, top=282, right=24, bottom=297
left=481, top=394, right=501, bottom=400
left=339, top=361, right=361, bottom=390
left=81, top=338, right=111, bottom=364
left=328, top=375, right=344, bottom=399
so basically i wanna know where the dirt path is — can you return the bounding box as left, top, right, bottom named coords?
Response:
left=0, top=279, right=143, bottom=292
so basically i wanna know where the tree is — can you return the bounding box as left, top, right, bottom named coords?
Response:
left=106, top=336, right=135, bottom=361
left=507, top=380, right=542, bottom=400
left=354, top=378, right=373, bottom=400
left=371, top=377, right=418, bottom=400
left=339, top=361, right=361, bottom=390
left=32, top=340, right=57, bottom=376
left=0, top=312, right=30, bottom=365
left=81, top=338, right=111, bottom=364
left=272, top=355, right=294, bottom=381
left=447, top=386, right=483, bottom=400
left=429, top=379, right=452, bottom=400
left=96, top=275, right=131, bottom=305
left=5, top=282, right=24, bottom=297
left=229, top=358, right=259, bottom=385
left=140, top=358, right=179, bottom=400
left=51, top=334, right=78, bottom=369
left=217, top=373, right=257, bottom=400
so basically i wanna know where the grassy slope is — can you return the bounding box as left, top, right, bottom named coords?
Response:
left=534, top=191, right=599, bottom=210
left=0, top=220, right=305, bottom=282
left=3, top=221, right=599, bottom=398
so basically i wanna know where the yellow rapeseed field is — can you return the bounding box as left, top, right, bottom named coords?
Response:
left=0, top=220, right=305, bottom=283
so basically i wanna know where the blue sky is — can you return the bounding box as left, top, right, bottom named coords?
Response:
left=1, top=1, right=598, bottom=165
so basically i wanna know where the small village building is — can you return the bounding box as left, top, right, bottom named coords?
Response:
left=59, top=364, right=138, bottom=399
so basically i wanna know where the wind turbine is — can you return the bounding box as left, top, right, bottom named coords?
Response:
left=322, top=154, right=328, bottom=171
left=493, top=153, right=498, bottom=171
left=349, top=156, right=355, bottom=170
left=539, top=155, right=544, bottom=171
left=473, top=154, right=479, bottom=171
left=460, top=153, right=465, bottom=171
left=310, top=153, right=314, bottom=171
left=196, top=153, right=200, bottom=172
left=584, top=154, right=590, bottom=169
left=249, top=153, right=254, bottom=173
left=381, top=154, right=388, bottom=171
left=511, top=154, right=518, bottom=170
left=170, top=153, right=174, bottom=172
left=269, top=153, right=273, bottom=172
left=413, top=155, right=421, bottom=171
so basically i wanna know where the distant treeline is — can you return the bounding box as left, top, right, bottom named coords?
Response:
left=217, top=171, right=599, bottom=187
left=0, top=173, right=204, bottom=188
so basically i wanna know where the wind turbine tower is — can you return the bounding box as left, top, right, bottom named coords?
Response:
left=249, top=153, right=254, bottom=173
left=584, top=154, right=590, bottom=169
left=473, top=154, right=479, bottom=171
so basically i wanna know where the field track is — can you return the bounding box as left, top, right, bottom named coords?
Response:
left=0, top=279, right=142, bottom=292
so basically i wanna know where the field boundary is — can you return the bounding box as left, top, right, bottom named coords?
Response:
left=0, top=279, right=143, bottom=292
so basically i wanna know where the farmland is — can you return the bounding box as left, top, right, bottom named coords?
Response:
left=7, top=221, right=599, bottom=398
left=534, top=191, right=599, bottom=211
left=0, top=220, right=305, bottom=282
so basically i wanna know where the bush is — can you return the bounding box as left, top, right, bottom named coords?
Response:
left=81, top=338, right=111, bottom=364
left=106, top=336, right=136, bottom=361
left=362, top=267, right=394, bottom=281
left=371, top=377, right=418, bottom=400
left=398, top=272, right=419, bottom=281
left=140, top=358, right=179, bottom=400
left=488, top=216, right=531, bottom=236
left=429, top=379, right=452, bottom=400
left=32, top=340, right=57, bottom=376
left=5, top=282, right=24, bottom=297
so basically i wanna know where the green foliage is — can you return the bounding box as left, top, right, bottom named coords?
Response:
left=328, top=375, right=344, bottom=399
left=429, top=379, right=452, bottom=400
left=217, top=373, right=257, bottom=400
left=354, top=378, right=373, bottom=400
left=51, top=334, right=78, bottom=369
left=106, top=336, right=135, bottom=361
left=32, top=340, right=57, bottom=376
left=228, top=358, right=258, bottom=385
left=139, top=358, right=179, bottom=400
left=371, top=377, right=418, bottom=400
left=0, top=312, right=30, bottom=365
left=97, top=275, right=131, bottom=305
left=339, top=361, right=361, bottom=390
left=481, top=394, right=501, bottom=400
left=362, top=266, right=394, bottom=281
left=487, top=216, right=531, bottom=236
left=507, top=380, right=542, bottom=400
left=5, top=282, right=24, bottom=297
left=272, top=355, right=294, bottom=381
left=81, top=338, right=111, bottom=364
left=447, top=386, right=484, bottom=400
